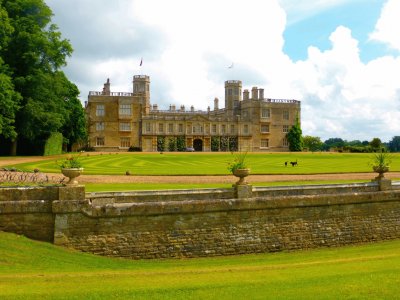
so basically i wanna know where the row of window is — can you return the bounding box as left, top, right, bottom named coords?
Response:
left=96, top=122, right=291, bottom=134
left=96, top=104, right=132, bottom=117
left=95, top=137, right=130, bottom=148
left=95, top=137, right=289, bottom=149
left=95, top=104, right=290, bottom=121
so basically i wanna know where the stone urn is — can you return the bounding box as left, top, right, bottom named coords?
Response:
left=61, top=168, right=83, bottom=185
left=372, top=165, right=389, bottom=180
left=233, top=168, right=250, bottom=185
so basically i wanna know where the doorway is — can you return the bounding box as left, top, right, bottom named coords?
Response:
left=193, top=139, right=203, bottom=151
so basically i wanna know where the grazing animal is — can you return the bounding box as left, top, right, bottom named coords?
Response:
left=290, top=160, right=298, bottom=167
left=284, top=161, right=288, bottom=167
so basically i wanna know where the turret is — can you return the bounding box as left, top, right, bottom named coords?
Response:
left=224, top=80, right=242, bottom=114
left=133, top=75, right=150, bottom=114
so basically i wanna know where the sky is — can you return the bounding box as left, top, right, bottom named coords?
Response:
left=45, top=0, right=400, bottom=142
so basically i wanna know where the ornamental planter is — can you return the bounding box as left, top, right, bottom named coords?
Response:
left=373, top=165, right=389, bottom=180
left=61, top=168, right=83, bottom=185
left=233, top=168, right=250, bottom=185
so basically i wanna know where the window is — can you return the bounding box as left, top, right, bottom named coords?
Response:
left=96, top=122, right=104, bottom=131
left=119, top=122, right=131, bottom=131
left=230, top=124, right=235, bottom=134
left=243, top=124, right=249, bottom=134
left=178, top=124, right=183, bottom=133
left=212, top=124, right=217, bottom=133
left=159, top=123, right=164, bottom=133
left=261, top=139, right=269, bottom=148
left=261, top=108, right=270, bottom=118
left=283, top=125, right=289, bottom=133
left=96, top=104, right=105, bottom=116
left=168, top=123, right=174, bottom=133
left=283, top=138, right=289, bottom=147
left=120, top=137, right=130, bottom=148
left=242, top=111, right=248, bottom=118
left=119, top=104, right=131, bottom=116
left=221, top=124, right=226, bottom=134
left=96, top=137, right=104, bottom=146
left=145, top=122, right=151, bottom=133
left=283, top=110, right=289, bottom=120
left=261, top=124, right=270, bottom=133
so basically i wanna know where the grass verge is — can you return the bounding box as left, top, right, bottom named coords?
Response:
left=0, top=232, right=399, bottom=299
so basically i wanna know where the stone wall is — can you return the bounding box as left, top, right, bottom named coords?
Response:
left=56, top=183, right=400, bottom=259
left=1, top=183, right=400, bottom=259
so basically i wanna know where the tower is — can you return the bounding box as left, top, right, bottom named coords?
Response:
left=224, top=80, right=242, bottom=114
left=133, top=75, right=150, bottom=114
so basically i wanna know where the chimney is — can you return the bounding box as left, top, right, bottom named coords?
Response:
left=102, top=78, right=111, bottom=95
left=190, top=105, right=194, bottom=112
left=214, top=97, right=219, bottom=110
left=180, top=105, right=185, bottom=112
left=259, top=88, right=264, bottom=100
left=243, top=89, right=249, bottom=100
left=251, top=87, right=258, bottom=100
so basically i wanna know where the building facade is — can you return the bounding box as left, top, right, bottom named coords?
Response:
left=86, top=75, right=301, bottom=152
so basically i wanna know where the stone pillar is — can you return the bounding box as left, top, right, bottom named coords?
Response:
left=378, top=178, right=392, bottom=191
left=58, top=185, right=85, bottom=201
left=235, top=184, right=253, bottom=199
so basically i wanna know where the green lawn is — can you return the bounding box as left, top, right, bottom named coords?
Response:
left=0, top=231, right=399, bottom=299
left=4, top=152, right=400, bottom=175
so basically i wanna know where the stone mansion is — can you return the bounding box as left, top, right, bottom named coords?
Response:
left=86, top=75, right=301, bottom=152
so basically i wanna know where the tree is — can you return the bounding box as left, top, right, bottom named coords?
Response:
left=0, top=0, right=86, bottom=154
left=303, top=135, right=323, bottom=152
left=286, top=116, right=303, bottom=151
left=323, top=138, right=345, bottom=151
left=369, top=138, right=383, bottom=152
left=388, top=136, right=400, bottom=152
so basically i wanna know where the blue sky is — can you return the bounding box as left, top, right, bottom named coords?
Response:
left=284, top=0, right=391, bottom=62
left=46, top=0, right=400, bottom=142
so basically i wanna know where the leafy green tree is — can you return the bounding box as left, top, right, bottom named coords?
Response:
left=322, top=138, right=345, bottom=151
left=303, top=135, right=323, bottom=152
left=0, top=0, right=86, bottom=154
left=369, top=138, right=383, bottom=152
left=286, top=116, right=303, bottom=151
left=388, top=136, right=400, bottom=152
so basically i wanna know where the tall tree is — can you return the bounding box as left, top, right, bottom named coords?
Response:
left=369, top=138, right=383, bottom=152
left=0, top=1, right=21, bottom=143
left=303, top=135, right=323, bottom=152
left=388, top=136, right=400, bottom=152
left=286, top=116, right=303, bottom=151
left=0, top=0, right=86, bottom=154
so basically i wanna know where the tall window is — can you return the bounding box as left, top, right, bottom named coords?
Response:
left=283, top=110, right=289, bottom=120
left=283, top=138, right=289, bottom=147
left=243, top=124, right=249, bottom=134
left=96, top=104, right=105, bottom=116
left=221, top=124, right=226, bottom=134
left=119, top=122, right=131, bottom=131
left=212, top=124, right=217, bottom=133
left=178, top=124, right=183, bottom=133
left=119, top=104, right=131, bottom=116
left=168, top=123, right=174, bottom=133
left=96, top=122, right=104, bottom=131
left=96, top=137, right=105, bottom=146
left=261, top=124, right=270, bottom=133
left=261, top=139, right=269, bottom=148
left=159, top=123, right=164, bottom=133
left=261, top=108, right=270, bottom=118
left=283, top=125, right=289, bottom=133
left=230, top=124, right=235, bottom=134
left=145, top=122, right=151, bottom=133
left=120, top=137, right=130, bottom=148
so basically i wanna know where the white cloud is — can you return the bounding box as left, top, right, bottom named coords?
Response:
left=369, top=0, right=400, bottom=51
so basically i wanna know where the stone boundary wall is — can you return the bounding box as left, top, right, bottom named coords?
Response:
left=1, top=182, right=400, bottom=259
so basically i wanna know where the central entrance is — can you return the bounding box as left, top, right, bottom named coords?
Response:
left=193, top=139, right=203, bottom=151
